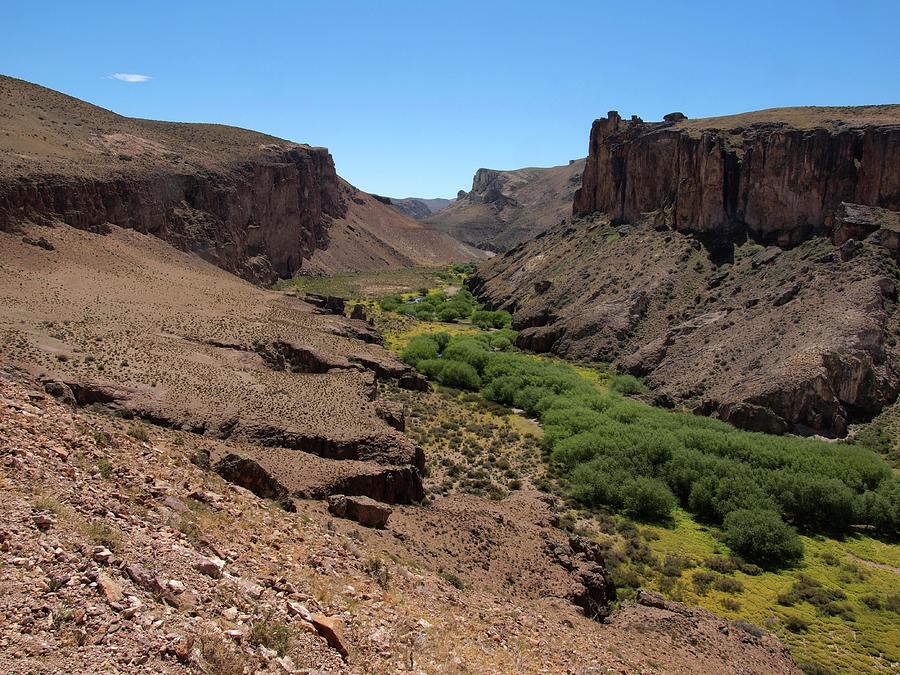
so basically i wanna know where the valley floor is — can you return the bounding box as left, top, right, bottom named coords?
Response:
left=361, top=268, right=900, bottom=674
left=0, top=231, right=802, bottom=673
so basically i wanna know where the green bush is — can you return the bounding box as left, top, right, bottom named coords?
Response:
left=472, top=310, right=512, bottom=329
left=400, top=330, right=900, bottom=549
left=378, top=295, right=402, bottom=312
left=610, top=374, right=648, bottom=395
left=438, top=306, right=462, bottom=322
left=489, top=336, right=512, bottom=351
left=437, top=361, right=481, bottom=390
left=723, top=509, right=804, bottom=568
left=621, top=477, right=676, bottom=522
left=401, top=335, right=439, bottom=366
left=417, top=359, right=446, bottom=378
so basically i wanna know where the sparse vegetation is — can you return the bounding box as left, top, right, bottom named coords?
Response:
left=248, top=610, right=292, bottom=656
left=126, top=423, right=149, bottom=442
left=198, top=631, right=248, bottom=675
left=439, top=570, right=465, bottom=590
left=80, top=518, right=123, bottom=552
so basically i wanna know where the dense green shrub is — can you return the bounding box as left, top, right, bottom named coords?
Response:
left=401, top=329, right=900, bottom=556
left=610, top=373, right=648, bottom=395
left=437, top=361, right=481, bottom=390
left=723, top=509, right=804, bottom=567
left=401, top=335, right=439, bottom=366
left=416, top=358, right=446, bottom=378
left=472, top=310, right=512, bottom=329
left=621, top=477, right=676, bottom=522
left=378, top=295, right=402, bottom=312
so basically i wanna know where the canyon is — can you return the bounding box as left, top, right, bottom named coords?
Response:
left=473, top=107, right=900, bottom=437
left=2, top=74, right=898, bottom=674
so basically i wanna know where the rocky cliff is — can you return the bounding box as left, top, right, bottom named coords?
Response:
left=426, top=159, right=585, bottom=251
left=0, top=148, right=344, bottom=284
left=0, top=75, right=477, bottom=284
left=473, top=106, right=900, bottom=437
left=574, top=107, right=900, bottom=246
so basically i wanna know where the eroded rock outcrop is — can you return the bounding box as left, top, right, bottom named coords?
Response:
left=0, top=147, right=344, bottom=285
left=574, top=108, right=900, bottom=246
left=327, top=494, right=393, bottom=528
left=471, top=215, right=900, bottom=436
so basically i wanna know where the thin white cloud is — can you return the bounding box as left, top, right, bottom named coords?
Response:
left=109, top=73, right=151, bottom=83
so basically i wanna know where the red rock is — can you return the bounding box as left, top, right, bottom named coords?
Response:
left=311, top=614, right=349, bottom=659
left=96, top=573, right=123, bottom=604
left=574, top=109, right=900, bottom=247
left=194, top=556, right=225, bottom=579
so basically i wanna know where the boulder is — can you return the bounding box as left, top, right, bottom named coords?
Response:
left=311, top=614, right=349, bottom=659
left=213, top=453, right=295, bottom=512
left=42, top=380, right=76, bottom=406
left=350, top=303, right=367, bottom=321
left=304, top=293, right=345, bottom=315
left=194, top=556, right=226, bottom=579
left=328, top=494, right=392, bottom=528
left=22, top=235, right=54, bottom=250
left=375, top=400, right=405, bottom=431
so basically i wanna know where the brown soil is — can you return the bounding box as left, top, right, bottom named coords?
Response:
left=0, top=223, right=425, bottom=500
left=0, top=374, right=800, bottom=674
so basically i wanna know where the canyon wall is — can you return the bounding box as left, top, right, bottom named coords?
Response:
left=0, top=145, right=344, bottom=285
left=573, top=109, right=900, bottom=246
left=0, top=74, right=478, bottom=285
left=473, top=107, right=900, bottom=436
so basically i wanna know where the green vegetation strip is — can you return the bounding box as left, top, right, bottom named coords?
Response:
left=401, top=330, right=900, bottom=569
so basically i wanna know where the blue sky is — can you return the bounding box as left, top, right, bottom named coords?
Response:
left=3, top=1, right=898, bottom=198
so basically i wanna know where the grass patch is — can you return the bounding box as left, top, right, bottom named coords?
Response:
left=126, top=423, right=149, bottom=442
left=79, top=518, right=123, bottom=552
left=248, top=610, right=292, bottom=656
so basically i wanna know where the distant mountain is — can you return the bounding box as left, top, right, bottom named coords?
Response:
left=424, top=159, right=585, bottom=252
left=385, top=196, right=455, bottom=220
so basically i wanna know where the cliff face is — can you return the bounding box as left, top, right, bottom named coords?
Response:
left=426, top=159, right=585, bottom=251
left=574, top=108, right=900, bottom=246
left=0, top=75, right=478, bottom=284
left=0, top=146, right=343, bottom=284
left=472, top=106, right=900, bottom=437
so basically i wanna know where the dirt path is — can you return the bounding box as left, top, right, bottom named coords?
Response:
left=846, top=552, right=900, bottom=574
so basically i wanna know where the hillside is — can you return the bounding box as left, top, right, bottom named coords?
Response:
left=472, top=107, right=900, bottom=437
left=0, top=219, right=801, bottom=673
left=304, top=186, right=476, bottom=274
left=0, top=75, right=481, bottom=283
left=425, top=159, right=585, bottom=251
